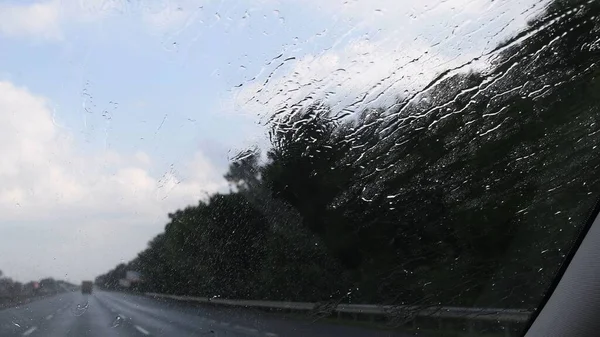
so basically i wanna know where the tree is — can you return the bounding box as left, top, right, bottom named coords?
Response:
left=96, top=0, right=600, bottom=312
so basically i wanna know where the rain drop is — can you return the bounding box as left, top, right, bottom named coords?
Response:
left=111, top=315, right=123, bottom=328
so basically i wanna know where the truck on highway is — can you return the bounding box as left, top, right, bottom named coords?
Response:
left=81, top=281, right=93, bottom=294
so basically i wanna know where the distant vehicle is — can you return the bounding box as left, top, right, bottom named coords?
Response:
left=81, top=281, right=93, bottom=294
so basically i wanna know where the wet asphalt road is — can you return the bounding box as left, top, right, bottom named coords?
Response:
left=0, top=290, right=410, bottom=337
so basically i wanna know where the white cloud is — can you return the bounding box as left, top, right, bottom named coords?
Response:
left=134, top=151, right=152, bottom=166
left=0, top=1, right=62, bottom=40
left=142, top=1, right=202, bottom=33
left=233, top=38, right=437, bottom=120
left=0, top=0, right=124, bottom=40
left=0, top=80, right=227, bottom=282
left=0, top=0, right=201, bottom=40
left=230, top=0, right=549, bottom=119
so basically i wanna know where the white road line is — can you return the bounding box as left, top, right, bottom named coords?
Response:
left=45, top=314, right=53, bottom=320
left=265, top=333, right=278, bottom=337
left=22, top=327, right=37, bottom=336
left=134, top=325, right=150, bottom=335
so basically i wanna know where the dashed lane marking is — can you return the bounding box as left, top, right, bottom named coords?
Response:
left=22, top=327, right=37, bottom=336
left=45, top=315, right=53, bottom=320
left=134, top=325, right=150, bottom=335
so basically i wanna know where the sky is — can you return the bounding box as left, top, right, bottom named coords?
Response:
left=0, top=0, right=549, bottom=283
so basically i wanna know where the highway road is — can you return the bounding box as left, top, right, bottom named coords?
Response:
left=0, top=290, right=411, bottom=337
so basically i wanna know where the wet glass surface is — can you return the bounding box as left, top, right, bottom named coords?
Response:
left=0, top=0, right=599, bottom=336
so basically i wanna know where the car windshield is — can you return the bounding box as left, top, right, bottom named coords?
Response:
left=0, top=0, right=599, bottom=336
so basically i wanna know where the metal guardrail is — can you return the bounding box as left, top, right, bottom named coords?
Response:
left=145, top=292, right=532, bottom=323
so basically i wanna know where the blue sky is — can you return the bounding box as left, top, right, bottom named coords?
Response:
left=0, top=0, right=547, bottom=283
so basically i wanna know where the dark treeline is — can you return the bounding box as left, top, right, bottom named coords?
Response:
left=97, top=0, right=600, bottom=311
left=0, top=271, right=75, bottom=308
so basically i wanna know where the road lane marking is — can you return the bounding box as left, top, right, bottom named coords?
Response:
left=134, top=325, right=150, bottom=335
left=265, top=333, right=278, bottom=337
left=45, top=315, right=53, bottom=320
left=22, top=327, right=37, bottom=336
